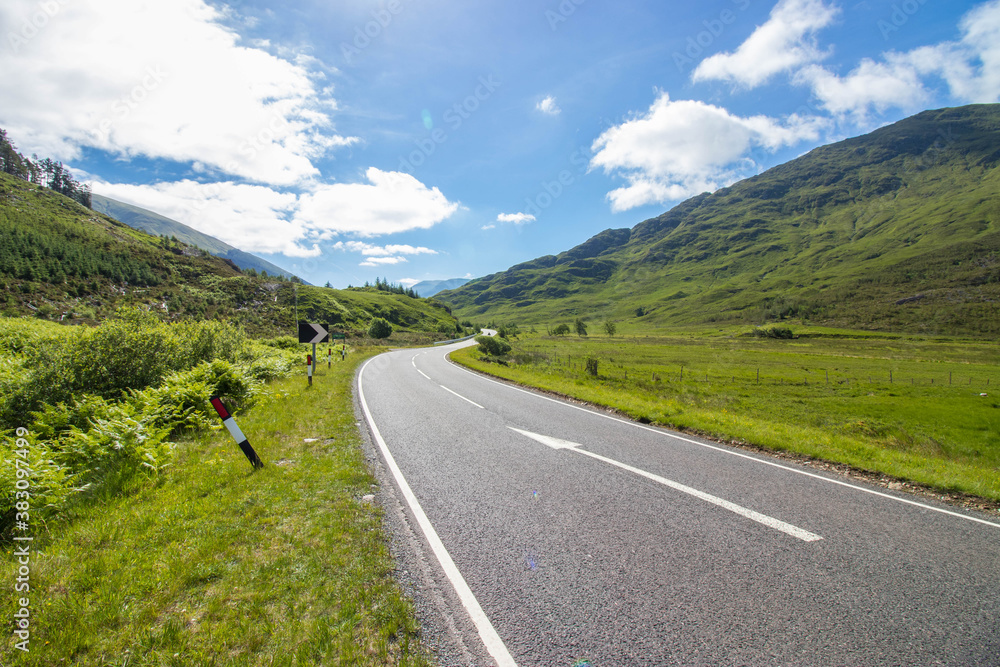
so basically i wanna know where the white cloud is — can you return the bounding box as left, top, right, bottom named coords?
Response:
left=296, top=168, right=461, bottom=237
left=496, top=212, right=536, bottom=225
left=93, top=179, right=317, bottom=257
left=903, top=0, right=1000, bottom=103
left=536, top=96, right=561, bottom=115
left=590, top=93, right=825, bottom=211
left=795, top=0, right=1000, bottom=117
left=693, top=0, right=839, bottom=88
left=332, top=240, right=439, bottom=267
left=332, top=241, right=438, bottom=257
left=0, top=0, right=356, bottom=185
left=796, top=57, right=928, bottom=118
left=360, top=256, right=407, bottom=267
left=93, top=171, right=460, bottom=258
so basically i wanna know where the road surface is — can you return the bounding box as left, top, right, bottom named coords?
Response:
left=356, top=339, right=1000, bottom=666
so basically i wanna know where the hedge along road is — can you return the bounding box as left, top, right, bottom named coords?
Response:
left=357, top=338, right=1000, bottom=666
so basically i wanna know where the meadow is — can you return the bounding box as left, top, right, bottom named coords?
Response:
left=453, top=326, right=1000, bottom=502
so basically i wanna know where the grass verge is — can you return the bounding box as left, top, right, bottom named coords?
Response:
left=1, top=346, right=434, bottom=666
left=452, top=331, right=1000, bottom=504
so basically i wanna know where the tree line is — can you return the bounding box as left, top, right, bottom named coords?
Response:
left=1, top=128, right=92, bottom=208
left=347, top=276, right=420, bottom=299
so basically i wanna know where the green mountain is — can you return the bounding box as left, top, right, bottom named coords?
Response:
left=0, top=172, right=458, bottom=337
left=440, top=105, right=1000, bottom=335
left=91, top=194, right=299, bottom=281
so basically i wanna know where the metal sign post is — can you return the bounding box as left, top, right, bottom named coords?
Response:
left=298, top=322, right=329, bottom=385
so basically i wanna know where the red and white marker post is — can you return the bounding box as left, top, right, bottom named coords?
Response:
left=209, top=396, right=264, bottom=470
left=307, top=353, right=313, bottom=386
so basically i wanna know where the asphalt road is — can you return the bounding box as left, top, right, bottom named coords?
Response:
left=357, top=338, right=1000, bottom=667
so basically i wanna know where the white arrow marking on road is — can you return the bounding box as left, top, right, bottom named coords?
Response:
left=510, top=427, right=823, bottom=543
left=509, top=427, right=581, bottom=450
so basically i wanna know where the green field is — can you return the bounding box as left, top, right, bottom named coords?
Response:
left=453, top=326, right=1000, bottom=502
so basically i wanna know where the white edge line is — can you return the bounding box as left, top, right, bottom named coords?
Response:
left=359, top=357, right=517, bottom=667
left=449, top=358, right=1000, bottom=530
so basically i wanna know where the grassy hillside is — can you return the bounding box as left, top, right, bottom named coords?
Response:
left=91, top=194, right=299, bottom=281
left=0, top=172, right=459, bottom=338
left=441, top=105, right=1000, bottom=335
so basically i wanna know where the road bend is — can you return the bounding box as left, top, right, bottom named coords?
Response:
left=357, top=339, right=1000, bottom=666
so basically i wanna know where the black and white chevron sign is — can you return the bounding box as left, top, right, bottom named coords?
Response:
left=297, top=322, right=329, bottom=344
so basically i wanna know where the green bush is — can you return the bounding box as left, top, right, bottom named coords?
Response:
left=0, top=307, right=255, bottom=426
left=368, top=318, right=393, bottom=339
left=475, top=335, right=511, bottom=357
left=243, top=346, right=295, bottom=382
left=751, top=326, right=795, bottom=339
left=260, top=335, right=300, bottom=350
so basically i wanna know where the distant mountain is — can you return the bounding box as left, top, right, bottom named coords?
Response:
left=439, top=105, right=1000, bottom=335
left=91, top=194, right=300, bottom=281
left=411, top=278, right=472, bottom=297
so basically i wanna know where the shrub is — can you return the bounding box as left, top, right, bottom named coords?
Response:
left=751, top=326, right=795, bottom=339
left=586, top=357, right=599, bottom=376
left=552, top=323, right=570, bottom=336
left=0, top=307, right=259, bottom=427
left=260, top=335, right=300, bottom=350
left=243, top=346, right=295, bottom=382
left=368, top=318, right=393, bottom=339
left=475, top=335, right=511, bottom=357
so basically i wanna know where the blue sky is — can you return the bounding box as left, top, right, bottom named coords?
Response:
left=1, top=0, right=997, bottom=287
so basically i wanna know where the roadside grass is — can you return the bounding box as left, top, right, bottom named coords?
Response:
left=452, top=330, right=1000, bottom=501
left=1, top=346, right=434, bottom=666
